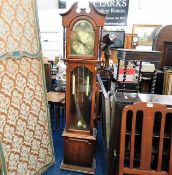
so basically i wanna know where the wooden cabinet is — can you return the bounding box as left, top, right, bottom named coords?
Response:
left=163, top=41, right=172, bottom=67
left=124, top=33, right=138, bottom=49
left=64, top=137, right=94, bottom=167
left=108, top=93, right=140, bottom=175
left=119, top=102, right=172, bottom=175
left=152, top=25, right=172, bottom=68
left=60, top=2, right=106, bottom=174
left=107, top=92, right=172, bottom=175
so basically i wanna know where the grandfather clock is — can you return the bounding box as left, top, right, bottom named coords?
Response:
left=60, top=2, right=106, bottom=174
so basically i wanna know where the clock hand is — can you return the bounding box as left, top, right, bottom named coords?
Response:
left=75, top=33, right=93, bottom=54
left=77, top=38, right=84, bottom=45
left=77, top=38, right=89, bottom=47
left=79, top=41, right=93, bottom=54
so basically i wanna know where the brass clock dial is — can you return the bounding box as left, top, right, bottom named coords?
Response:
left=70, top=20, right=95, bottom=56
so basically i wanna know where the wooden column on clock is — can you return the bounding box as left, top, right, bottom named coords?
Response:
left=60, top=2, right=106, bottom=174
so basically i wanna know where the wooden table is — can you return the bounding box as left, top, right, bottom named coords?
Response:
left=47, top=91, right=65, bottom=104
left=47, top=91, right=65, bottom=130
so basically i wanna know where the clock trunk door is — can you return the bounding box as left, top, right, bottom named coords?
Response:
left=69, top=66, right=93, bottom=131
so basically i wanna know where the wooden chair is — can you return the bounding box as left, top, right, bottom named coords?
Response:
left=119, top=102, right=172, bottom=175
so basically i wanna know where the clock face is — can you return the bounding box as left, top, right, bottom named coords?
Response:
left=70, top=20, right=95, bottom=56
left=133, top=36, right=139, bottom=42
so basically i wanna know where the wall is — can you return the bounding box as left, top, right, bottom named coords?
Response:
left=37, top=0, right=172, bottom=60
left=38, top=9, right=63, bottom=60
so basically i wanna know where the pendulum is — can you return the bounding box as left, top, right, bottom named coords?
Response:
left=86, top=70, right=89, bottom=96
left=82, top=67, right=84, bottom=102
left=72, top=73, right=75, bottom=94
left=78, top=67, right=80, bottom=93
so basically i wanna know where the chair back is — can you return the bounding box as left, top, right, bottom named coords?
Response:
left=119, top=102, right=172, bottom=175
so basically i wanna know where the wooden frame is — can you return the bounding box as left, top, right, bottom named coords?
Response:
left=132, top=24, right=162, bottom=46
left=163, top=70, right=172, bottom=95
left=65, top=61, right=97, bottom=134
left=67, top=16, right=99, bottom=60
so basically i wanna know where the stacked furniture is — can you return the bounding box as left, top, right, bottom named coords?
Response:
left=108, top=92, right=172, bottom=175
left=115, top=49, right=161, bottom=93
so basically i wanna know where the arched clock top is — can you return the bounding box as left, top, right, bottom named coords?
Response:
left=60, top=2, right=106, bottom=27
left=68, top=64, right=96, bottom=73
left=69, top=16, right=97, bottom=31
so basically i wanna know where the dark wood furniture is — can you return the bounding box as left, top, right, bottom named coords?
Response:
left=119, top=102, right=172, bottom=175
left=163, top=41, right=172, bottom=67
left=124, top=33, right=138, bottom=49
left=152, top=25, right=172, bottom=69
left=60, top=2, right=106, bottom=174
left=44, top=63, right=52, bottom=92
left=107, top=92, right=172, bottom=175
left=108, top=93, right=140, bottom=175
left=116, top=49, right=160, bottom=93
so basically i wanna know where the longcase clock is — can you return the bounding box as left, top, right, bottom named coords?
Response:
left=60, top=2, right=106, bottom=174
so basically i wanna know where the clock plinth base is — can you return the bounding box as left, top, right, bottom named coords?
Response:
left=62, top=131, right=96, bottom=174
left=60, top=160, right=95, bottom=174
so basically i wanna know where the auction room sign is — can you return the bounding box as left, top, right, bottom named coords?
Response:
left=91, top=0, right=129, bottom=26
left=59, top=0, right=129, bottom=26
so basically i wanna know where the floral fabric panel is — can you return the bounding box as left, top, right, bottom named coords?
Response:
left=0, top=0, right=54, bottom=174
left=0, top=58, right=54, bottom=175
left=0, top=0, right=39, bottom=55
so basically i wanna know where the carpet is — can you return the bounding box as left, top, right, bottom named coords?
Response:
left=43, top=108, right=107, bottom=175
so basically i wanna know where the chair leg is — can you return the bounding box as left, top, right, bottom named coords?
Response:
left=49, top=104, right=55, bottom=130
left=56, top=106, right=60, bottom=130
left=61, top=107, right=65, bottom=129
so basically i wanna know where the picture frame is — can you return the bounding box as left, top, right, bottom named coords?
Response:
left=168, top=76, right=172, bottom=95
left=132, top=24, right=162, bottom=46
left=163, top=70, right=172, bottom=95
left=102, top=31, right=125, bottom=49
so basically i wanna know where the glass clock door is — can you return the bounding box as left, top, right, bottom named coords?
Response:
left=70, top=66, right=93, bottom=130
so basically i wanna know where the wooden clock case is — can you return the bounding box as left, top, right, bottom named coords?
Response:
left=60, top=2, right=106, bottom=174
